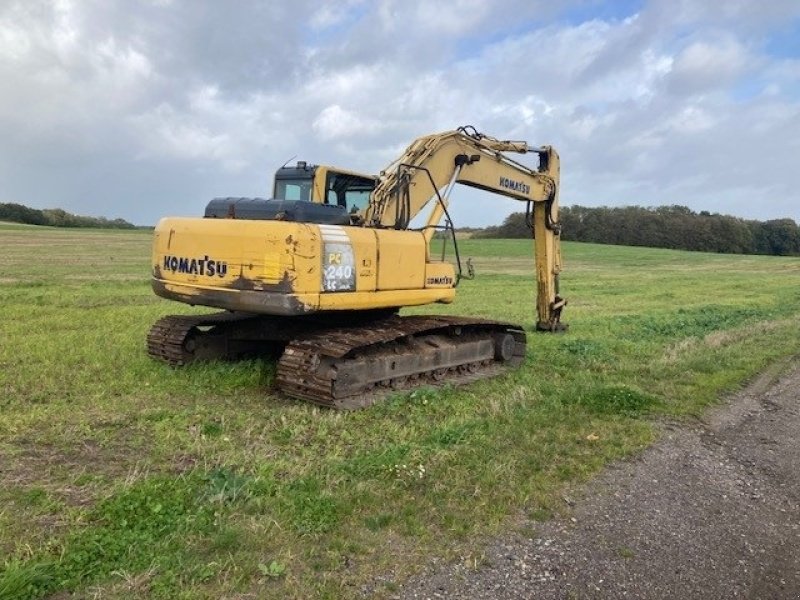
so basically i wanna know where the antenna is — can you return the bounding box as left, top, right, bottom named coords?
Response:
left=279, top=155, right=297, bottom=169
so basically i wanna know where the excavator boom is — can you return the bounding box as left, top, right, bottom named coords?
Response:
left=364, top=126, right=565, bottom=330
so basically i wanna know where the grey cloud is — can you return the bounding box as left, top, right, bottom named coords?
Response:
left=664, top=36, right=755, bottom=96
left=0, top=0, right=797, bottom=228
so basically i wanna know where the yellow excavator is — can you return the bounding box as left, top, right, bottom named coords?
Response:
left=147, top=126, right=566, bottom=408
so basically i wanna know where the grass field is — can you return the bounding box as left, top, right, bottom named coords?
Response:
left=1, top=226, right=799, bottom=599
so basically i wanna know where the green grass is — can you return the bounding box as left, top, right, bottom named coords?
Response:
left=2, top=227, right=800, bottom=598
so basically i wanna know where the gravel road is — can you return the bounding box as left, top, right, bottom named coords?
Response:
left=392, top=362, right=800, bottom=599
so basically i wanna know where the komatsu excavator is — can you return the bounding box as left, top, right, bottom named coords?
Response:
left=147, top=126, right=566, bottom=408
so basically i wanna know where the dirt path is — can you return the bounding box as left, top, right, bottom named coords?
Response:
left=393, top=362, right=800, bottom=599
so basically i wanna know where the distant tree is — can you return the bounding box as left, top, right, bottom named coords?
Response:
left=0, top=203, right=48, bottom=225
left=473, top=211, right=529, bottom=238
left=479, top=204, right=799, bottom=257
left=705, top=214, right=754, bottom=254
left=0, top=202, right=135, bottom=229
left=751, top=219, right=800, bottom=256
left=42, top=208, right=71, bottom=227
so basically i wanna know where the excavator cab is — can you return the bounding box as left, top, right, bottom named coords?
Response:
left=202, top=163, right=377, bottom=226
left=273, top=162, right=377, bottom=213
left=273, top=161, right=315, bottom=201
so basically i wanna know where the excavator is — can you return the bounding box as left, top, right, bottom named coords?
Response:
left=147, top=126, right=566, bottom=409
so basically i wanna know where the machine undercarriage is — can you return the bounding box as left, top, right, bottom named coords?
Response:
left=147, top=312, right=526, bottom=409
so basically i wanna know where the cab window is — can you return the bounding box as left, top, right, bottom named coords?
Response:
left=325, top=172, right=376, bottom=214
left=275, top=180, right=312, bottom=201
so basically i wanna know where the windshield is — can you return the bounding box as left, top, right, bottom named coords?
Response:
left=274, top=178, right=313, bottom=201
left=325, top=172, right=376, bottom=214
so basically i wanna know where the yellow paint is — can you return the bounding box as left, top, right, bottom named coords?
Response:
left=424, top=261, right=456, bottom=288
left=340, top=226, right=377, bottom=292
left=375, top=229, right=426, bottom=290
left=316, top=288, right=453, bottom=310
left=156, top=280, right=453, bottom=313
left=152, top=217, right=452, bottom=314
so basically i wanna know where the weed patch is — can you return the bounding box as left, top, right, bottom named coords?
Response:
left=282, top=477, right=343, bottom=534
left=425, top=422, right=479, bottom=448
left=575, top=385, right=660, bottom=416
left=339, top=443, right=411, bottom=479
left=616, top=305, right=775, bottom=341
left=0, top=466, right=259, bottom=600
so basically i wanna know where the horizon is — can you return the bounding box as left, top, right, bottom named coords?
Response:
left=3, top=199, right=799, bottom=231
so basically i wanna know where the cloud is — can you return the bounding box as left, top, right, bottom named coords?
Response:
left=313, top=105, right=377, bottom=140
left=666, top=36, right=754, bottom=95
left=0, top=0, right=798, bottom=227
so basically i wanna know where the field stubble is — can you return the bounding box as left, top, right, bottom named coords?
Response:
left=1, top=227, right=799, bottom=599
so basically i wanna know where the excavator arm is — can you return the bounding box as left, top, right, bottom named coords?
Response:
left=364, top=126, right=566, bottom=331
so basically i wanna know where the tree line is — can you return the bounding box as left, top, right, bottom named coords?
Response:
left=0, top=202, right=136, bottom=229
left=475, top=205, right=800, bottom=256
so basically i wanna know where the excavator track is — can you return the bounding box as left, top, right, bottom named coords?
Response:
left=148, top=313, right=526, bottom=409
left=276, top=316, right=526, bottom=409
left=146, top=312, right=284, bottom=366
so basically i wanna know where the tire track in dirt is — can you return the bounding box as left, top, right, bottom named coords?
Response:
left=393, top=361, right=800, bottom=599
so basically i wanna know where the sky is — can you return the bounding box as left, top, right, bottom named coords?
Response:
left=1, top=0, right=799, bottom=227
